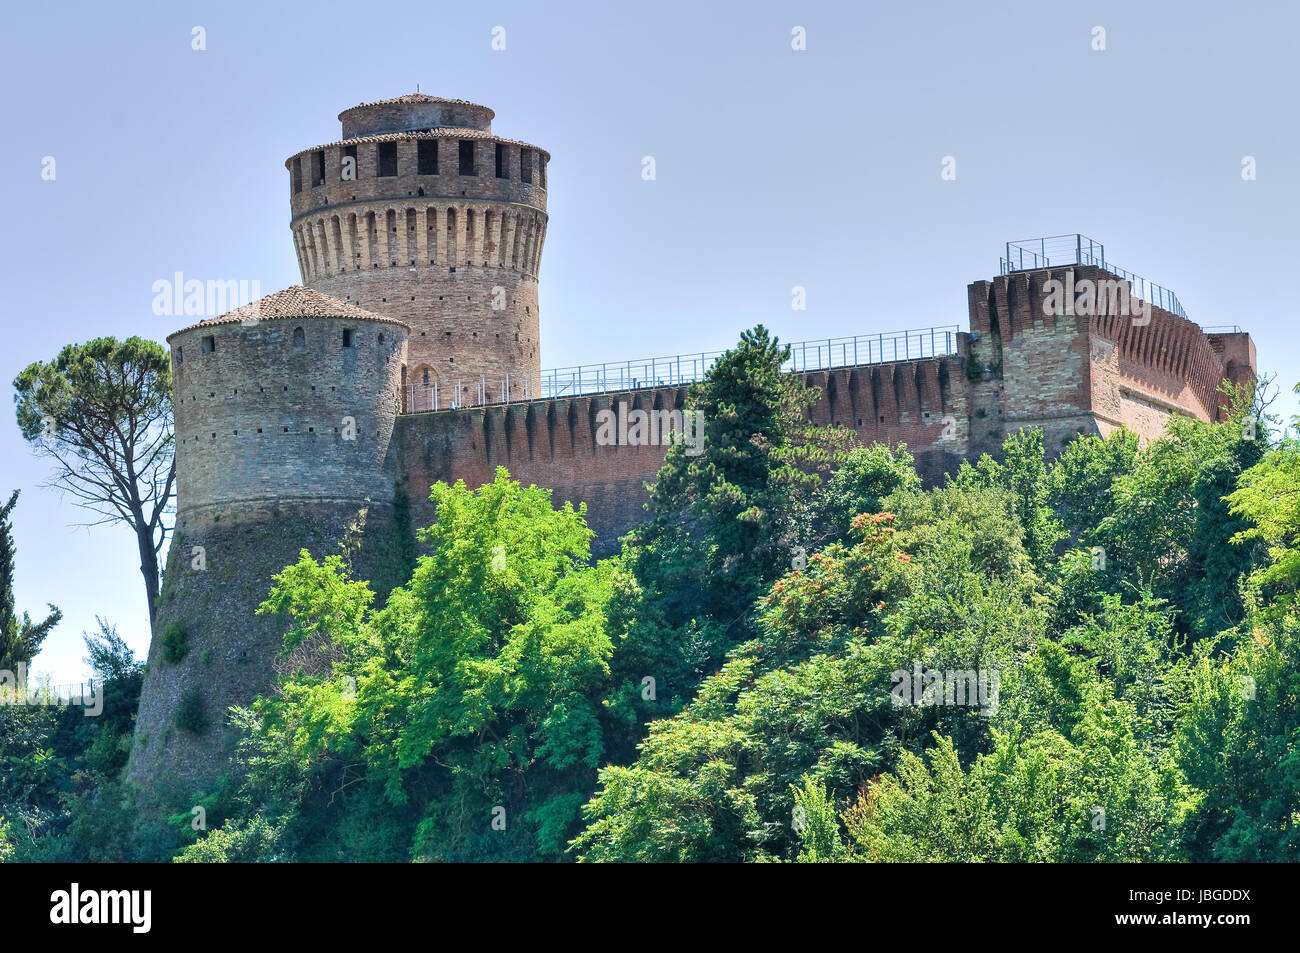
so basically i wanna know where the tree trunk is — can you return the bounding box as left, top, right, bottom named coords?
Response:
left=136, top=523, right=160, bottom=626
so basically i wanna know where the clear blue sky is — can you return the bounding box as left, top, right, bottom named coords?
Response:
left=2, top=0, right=1296, bottom=681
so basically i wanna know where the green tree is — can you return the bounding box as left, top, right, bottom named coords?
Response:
left=1173, top=615, right=1300, bottom=861
left=0, top=490, right=61, bottom=670
left=13, top=337, right=174, bottom=623
left=1047, top=428, right=1139, bottom=544
left=949, top=429, right=1064, bottom=572
left=840, top=698, right=1187, bottom=863
left=622, top=325, right=849, bottom=687
left=811, top=443, right=921, bottom=545
left=1094, top=411, right=1264, bottom=639
left=202, top=467, right=616, bottom=861
left=1227, top=434, right=1300, bottom=620
left=573, top=494, right=1041, bottom=862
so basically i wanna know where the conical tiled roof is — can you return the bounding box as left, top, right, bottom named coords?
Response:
left=167, top=286, right=407, bottom=339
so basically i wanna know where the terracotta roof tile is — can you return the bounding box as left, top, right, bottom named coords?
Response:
left=167, top=286, right=408, bottom=340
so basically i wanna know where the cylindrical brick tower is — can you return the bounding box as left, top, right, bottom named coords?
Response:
left=128, top=287, right=411, bottom=801
left=285, top=93, right=550, bottom=411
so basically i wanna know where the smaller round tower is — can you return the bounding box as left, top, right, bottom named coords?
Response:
left=129, top=287, right=410, bottom=799
left=166, top=286, right=409, bottom=526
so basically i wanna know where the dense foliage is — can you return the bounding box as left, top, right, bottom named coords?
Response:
left=1, top=332, right=1295, bottom=863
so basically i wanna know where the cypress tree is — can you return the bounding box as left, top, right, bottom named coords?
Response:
left=0, top=489, right=61, bottom=669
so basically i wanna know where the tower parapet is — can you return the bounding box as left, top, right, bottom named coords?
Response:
left=285, top=94, right=549, bottom=411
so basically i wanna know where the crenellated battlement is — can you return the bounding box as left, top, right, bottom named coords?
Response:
left=286, top=132, right=549, bottom=221
left=967, top=260, right=1256, bottom=451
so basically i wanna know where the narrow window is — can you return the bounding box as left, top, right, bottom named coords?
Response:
left=418, top=139, right=438, bottom=175
left=342, top=145, right=358, bottom=180
left=292, top=326, right=305, bottom=349
left=459, top=140, right=476, bottom=176
left=342, top=328, right=355, bottom=348
left=313, top=150, right=325, bottom=187
left=539, top=157, right=546, bottom=189
left=377, top=142, right=398, bottom=177
left=201, top=335, right=215, bottom=354
left=520, top=147, right=532, bottom=183
left=292, top=157, right=303, bottom=193
left=495, top=143, right=506, bottom=178
left=176, top=346, right=183, bottom=364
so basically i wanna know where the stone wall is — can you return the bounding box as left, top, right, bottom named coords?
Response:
left=127, top=500, right=409, bottom=800
left=167, top=311, right=407, bottom=524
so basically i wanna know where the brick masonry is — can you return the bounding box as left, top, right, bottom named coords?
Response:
left=286, top=94, right=549, bottom=409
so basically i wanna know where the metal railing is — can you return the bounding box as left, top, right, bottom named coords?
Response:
left=0, top=679, right=98, bottom=703
left=1000, top=234, right=1188, bottom=319
left=402, top=325, right=962, bottom=412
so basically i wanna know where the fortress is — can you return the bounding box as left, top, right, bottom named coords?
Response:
left=126, top=94, right=1258, bottom=796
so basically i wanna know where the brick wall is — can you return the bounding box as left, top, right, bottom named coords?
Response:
left=287, top=99, right=549, bottom=398
left=966, top=265, right=1254, bottom=453
left=392, top=357, right=973, bottom=552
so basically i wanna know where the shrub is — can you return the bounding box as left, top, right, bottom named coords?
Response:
left=173, top=816, right=285, bottom=863
left=162, top=621, right=190, bottom=664
left=174, top=686, right=208, bottom=734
